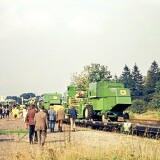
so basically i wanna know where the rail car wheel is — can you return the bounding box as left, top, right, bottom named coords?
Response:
left=84, top=105, right=93, bottom=120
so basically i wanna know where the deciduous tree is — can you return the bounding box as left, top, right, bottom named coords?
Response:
left=70, top=63, right=111, bottom=90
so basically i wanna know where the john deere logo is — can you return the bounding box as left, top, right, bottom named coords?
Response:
left=120, top=90, right=126, bottom=95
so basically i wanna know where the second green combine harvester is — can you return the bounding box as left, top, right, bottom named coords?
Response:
left=39, top=93, right=63, bottom=112
left=63, top=81, right=132, bottom=122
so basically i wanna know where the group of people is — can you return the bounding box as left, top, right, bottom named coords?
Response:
left=0, top=105, right=14, bottom=120
left=48, top=105, right=65, bottom=133
left=0, top=104, right=26, bottom=120
left=25, top=103, right=77, bottom=146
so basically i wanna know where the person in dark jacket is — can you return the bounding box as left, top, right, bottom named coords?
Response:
left=68, top=104, right=77, bottom=131
left=25, top=104, right=37, bottom=144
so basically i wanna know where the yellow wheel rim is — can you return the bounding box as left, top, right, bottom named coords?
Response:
left=102, top=115, right=106, bottom=122
left=85, top=108, right=88, bottom=118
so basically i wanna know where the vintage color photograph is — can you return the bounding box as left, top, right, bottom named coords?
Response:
left=0, top=0, right=160, bottom=159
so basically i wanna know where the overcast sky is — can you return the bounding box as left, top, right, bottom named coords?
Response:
left=0, top=0, right=160, bottom=96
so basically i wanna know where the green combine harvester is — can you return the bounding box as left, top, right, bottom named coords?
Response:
left=63, top=81, right=131, bottom=122
left=39, top=93, right=63, bottom=112
left=88, top=81, right=131, bottom=121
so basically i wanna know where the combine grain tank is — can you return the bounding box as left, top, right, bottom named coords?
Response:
left=88, top=81, right=131, bottom=121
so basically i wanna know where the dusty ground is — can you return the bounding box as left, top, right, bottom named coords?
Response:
left=0, top=118, right=160, bottom=160
left=0, top=117, right=121, bottom=159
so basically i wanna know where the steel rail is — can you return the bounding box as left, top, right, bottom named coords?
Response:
left=72, top=119, right=160, bottom=140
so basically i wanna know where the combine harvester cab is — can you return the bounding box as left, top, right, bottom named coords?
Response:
left=88, top=81, right=132, bottom=122
left=63, top=85, right=88, bottom=119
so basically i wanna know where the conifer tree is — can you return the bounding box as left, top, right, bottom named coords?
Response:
left=131, top=64, right=144, bottom=98
left=155, top=81, right=160, bottom=94
left=119, top=65, right=133, bottom=90
left=145, top=61, right=160, bottom=96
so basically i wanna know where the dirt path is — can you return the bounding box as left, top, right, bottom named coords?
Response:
left=0, top=118, right=120, bottom=159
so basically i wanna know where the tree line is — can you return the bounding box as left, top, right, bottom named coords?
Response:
left=5, top=93, right=36, bottom=105
left=70, top=61, right=160, bottom=114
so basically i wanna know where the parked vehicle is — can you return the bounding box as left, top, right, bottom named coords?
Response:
left=63, top=81, right=131, bottom=122
left=39, top=93, right=63, bottom=112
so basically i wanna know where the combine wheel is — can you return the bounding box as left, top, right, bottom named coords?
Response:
left=84, top=105, right=93, bottom=120
left=124, top=113, right=130, bottom=120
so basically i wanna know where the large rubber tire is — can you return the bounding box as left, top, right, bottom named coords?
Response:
left=84, top=105, right=93, bottom=120
left=124, top=113, right=130, bottom=120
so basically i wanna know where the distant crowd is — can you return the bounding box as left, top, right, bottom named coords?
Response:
left=0, top=104, right=26, bottom=120
left=0, top=105, right=13, bottom=119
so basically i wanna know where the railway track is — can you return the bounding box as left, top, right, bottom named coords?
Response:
left=71, top=119, right=160, bottom=140
left=129, top=119, right=160, bottom=125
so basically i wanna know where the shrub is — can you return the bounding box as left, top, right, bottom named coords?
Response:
left=129, top=99, right=146, bottom=114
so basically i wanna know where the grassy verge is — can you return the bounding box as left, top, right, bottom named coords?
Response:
left=128, top=110, right=160, bottom=120
left=0, top=130, right=28, bottom=134
left=7, top=135, right=160, bottom=160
